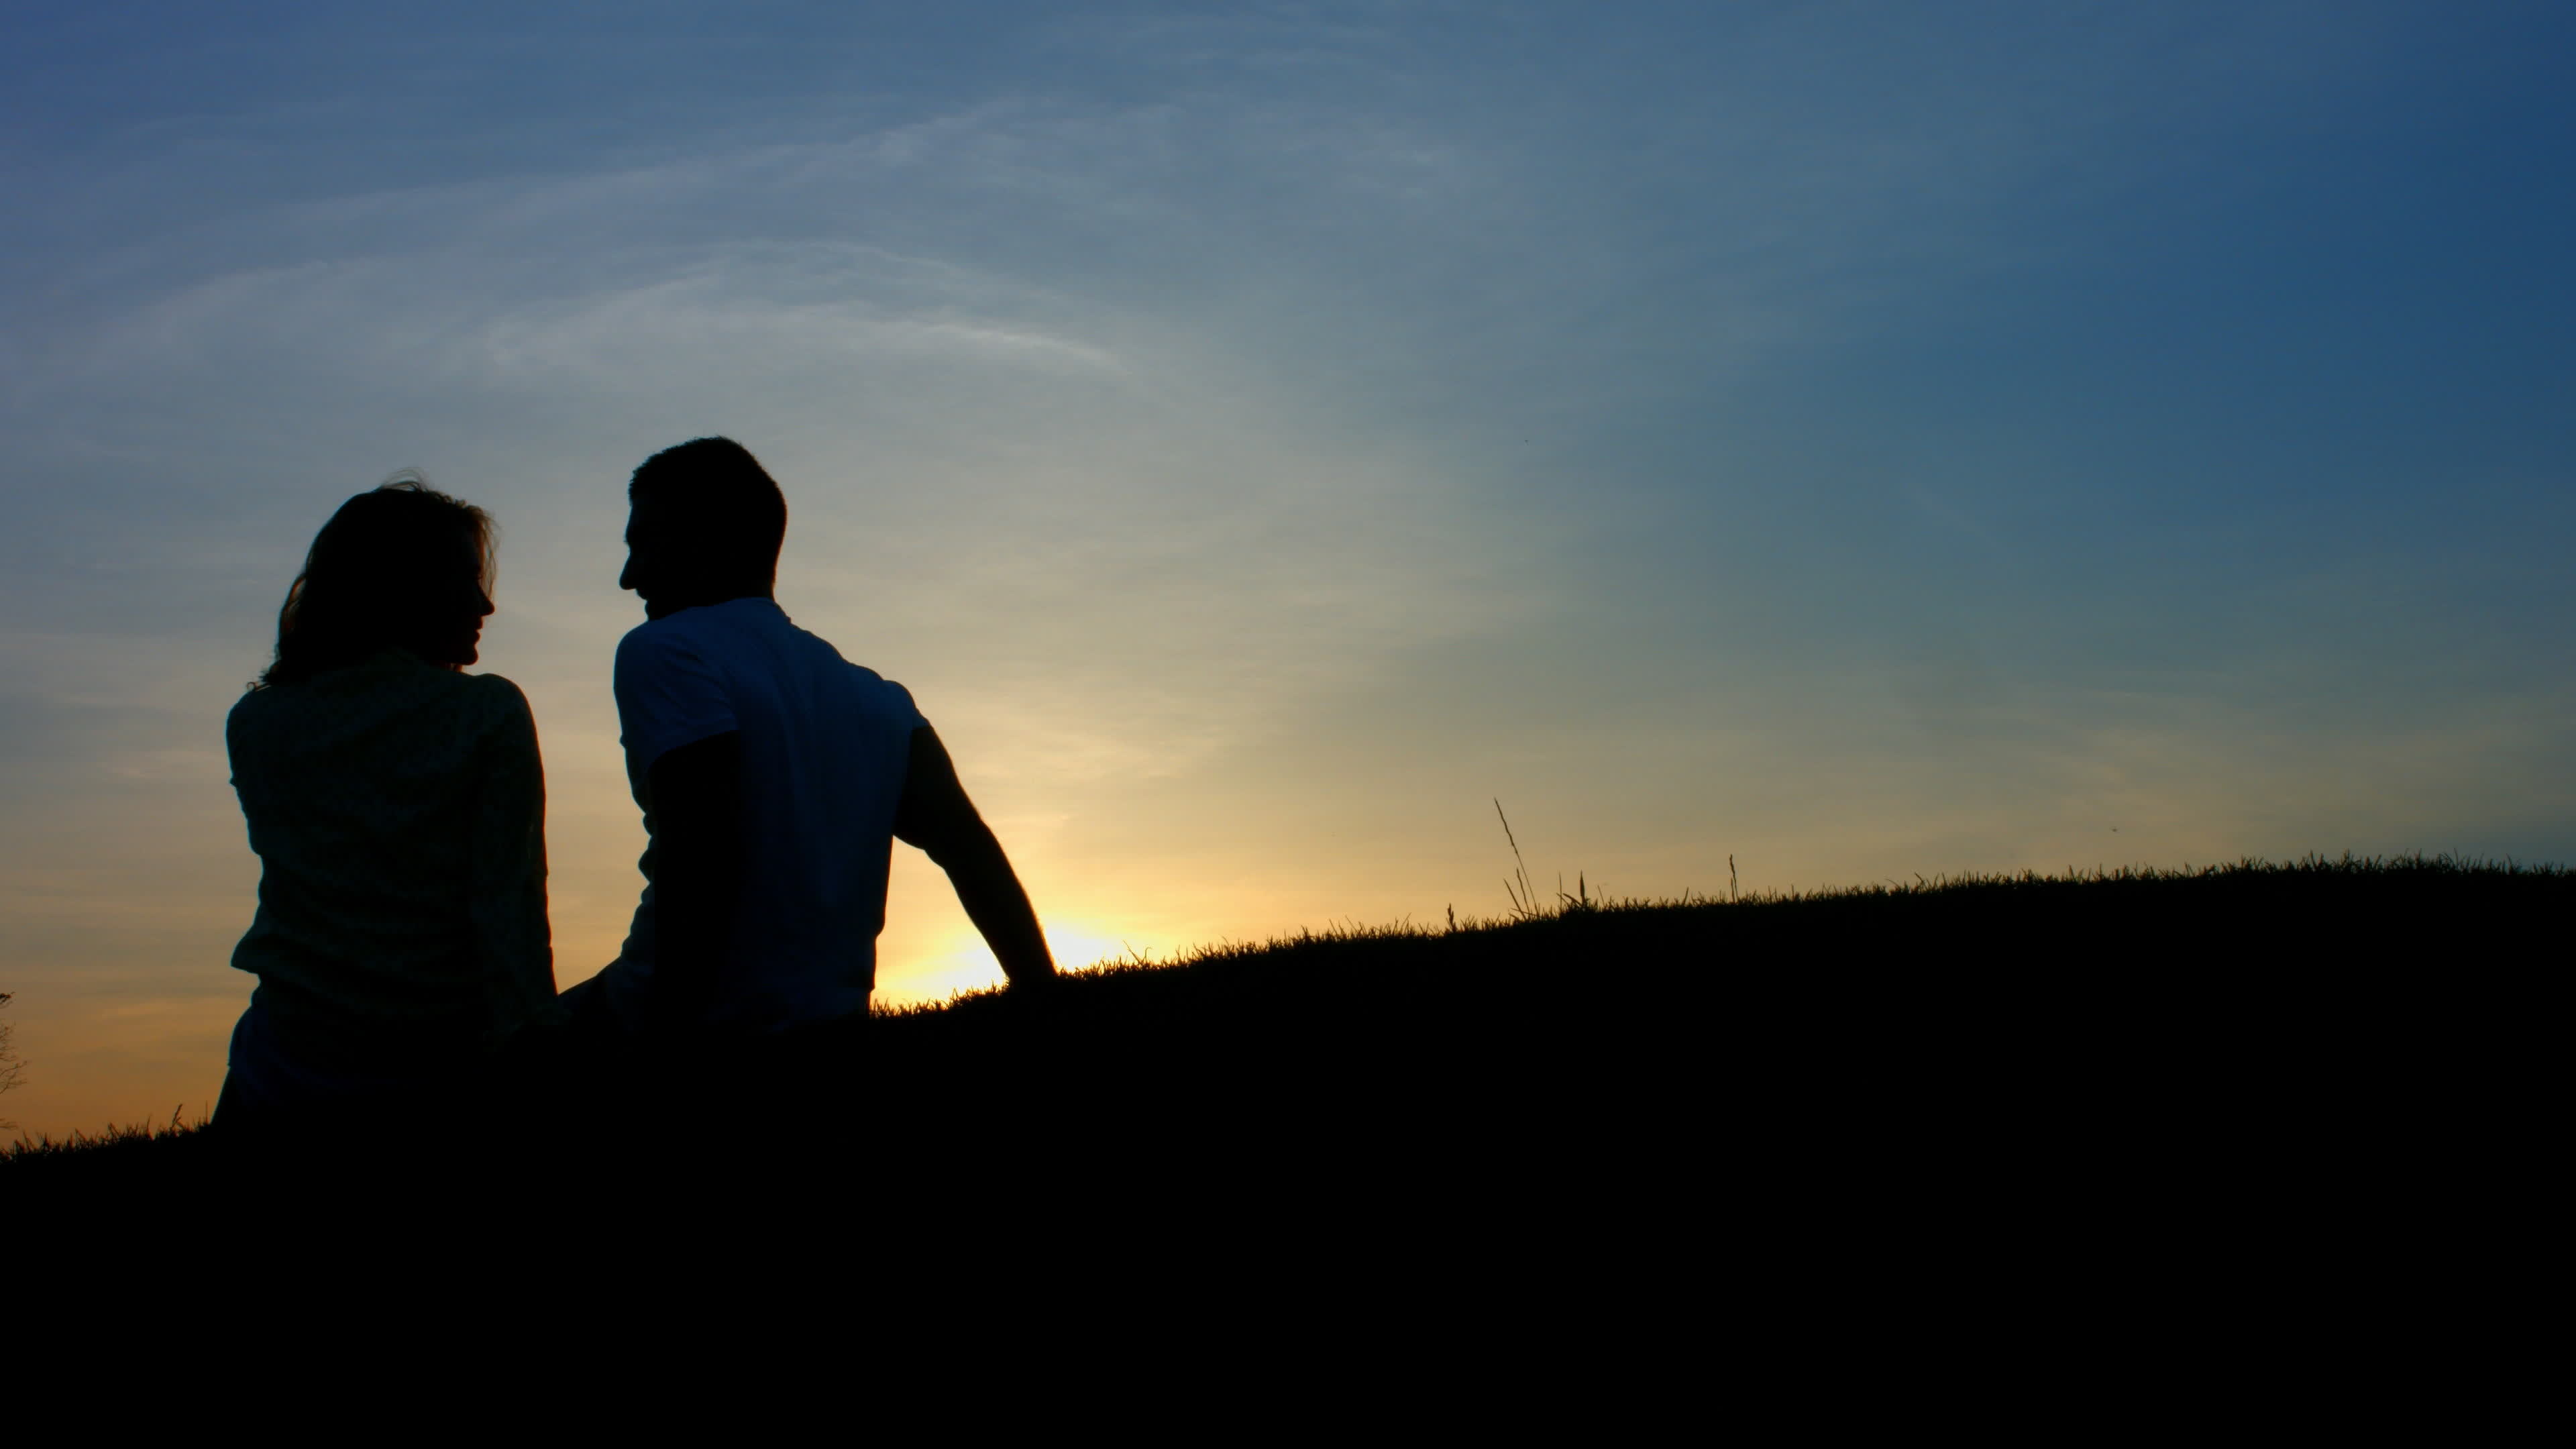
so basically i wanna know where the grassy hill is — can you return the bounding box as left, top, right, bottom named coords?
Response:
left=8, top=852, right=2561, bottom=1239
left=20, top=851, right=2549, bottom=1355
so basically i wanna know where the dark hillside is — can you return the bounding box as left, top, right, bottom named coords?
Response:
left=10, top=855, right=2561, bottom=1243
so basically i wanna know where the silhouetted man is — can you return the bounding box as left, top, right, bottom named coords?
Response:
left=572, top=436, right=1055, bottom=1038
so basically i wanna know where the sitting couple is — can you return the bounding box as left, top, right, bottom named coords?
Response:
left=215, top=437, right=1056, bottom=1127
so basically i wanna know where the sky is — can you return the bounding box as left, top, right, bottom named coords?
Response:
left=4, top=1, right=2570, bottom=1138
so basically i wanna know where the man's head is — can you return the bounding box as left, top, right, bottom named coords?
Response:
left=623, top=437, right=788, bottom=619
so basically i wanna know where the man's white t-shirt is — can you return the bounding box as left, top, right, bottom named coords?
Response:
left=596, top=598, right=926, bottom=1031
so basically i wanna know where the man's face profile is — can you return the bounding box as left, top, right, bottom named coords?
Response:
left=620, top=454, right=777, bottom=619
left=620, top=498, right=684, bottom=619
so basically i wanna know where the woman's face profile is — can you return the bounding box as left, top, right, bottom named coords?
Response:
left=411, top=534, right=494, bottom=667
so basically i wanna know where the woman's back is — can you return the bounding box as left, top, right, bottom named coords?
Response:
left=229, top=649, right=551, bottom=1071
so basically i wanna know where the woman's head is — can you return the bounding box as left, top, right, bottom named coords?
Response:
left=260, top=475, right=496, bottom=688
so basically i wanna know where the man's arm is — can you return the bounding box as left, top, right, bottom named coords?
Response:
left=892, top=725, right=1057, bottom=989
left=645, top=730, right=745, bottom=1032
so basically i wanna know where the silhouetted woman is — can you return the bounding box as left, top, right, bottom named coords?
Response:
left=216, top=477, right=554, bottom=1130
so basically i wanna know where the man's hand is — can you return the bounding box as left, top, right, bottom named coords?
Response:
left=893, top=726, right=1057, bottom=989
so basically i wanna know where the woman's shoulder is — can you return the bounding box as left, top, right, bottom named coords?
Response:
left=235, top=658, right=532, bottom=725
left=453, top=669, right=535, bottom=727
left=405, top=669, right=538, bottom=761
left=226, top=682, right=282, bottom=746
left=454, top=667, right=528, bottom=700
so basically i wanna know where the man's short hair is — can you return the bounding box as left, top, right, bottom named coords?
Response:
left=629, top=437, right=788, bottom=578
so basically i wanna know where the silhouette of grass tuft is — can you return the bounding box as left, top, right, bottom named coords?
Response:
left=5, top=1103, right=205, bottom=1162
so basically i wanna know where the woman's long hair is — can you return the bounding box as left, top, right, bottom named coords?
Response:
left=258, top=474, right=496, bottom=689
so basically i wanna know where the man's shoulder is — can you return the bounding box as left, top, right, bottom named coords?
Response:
left=765, top=613, right=908, bottom=697
left=614, top=611, right=688, bottom=653
left=613, top=612, right=721, bottom=680
left=837, top=659, right=924, bottom=727
left=616, top=598, right=788, bottom=660
left=767, top=626, right=922, bottom=728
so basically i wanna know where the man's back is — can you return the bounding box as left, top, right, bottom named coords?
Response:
left=600, top=597, right=924, bottom=1031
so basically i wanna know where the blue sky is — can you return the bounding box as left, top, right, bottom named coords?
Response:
left=4, top=2, right=2571, bottom=1134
